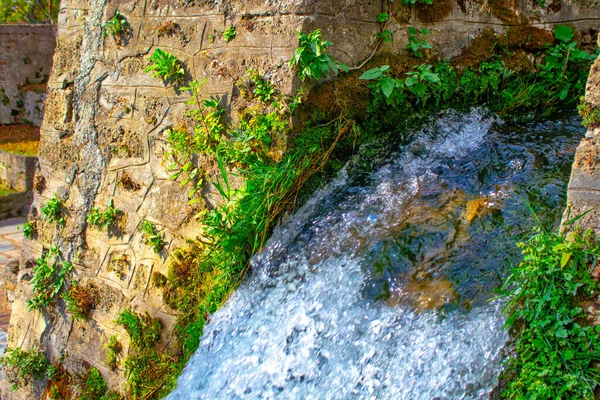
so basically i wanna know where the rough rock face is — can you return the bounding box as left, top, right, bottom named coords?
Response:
left=0, top=25, right=56, bottom=126
left=565, top=34, right=600, bottom=231
left=4, top=0, right=600, bottom=398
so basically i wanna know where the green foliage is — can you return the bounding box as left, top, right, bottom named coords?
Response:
left=222, top=26, right=236, bottom=42
left=28, top=246, right=74, bottom=310
left=79, top=368, right=108, bottom=400
left=140, top=220, right=166, bottom=253
left=104, top=335, right=122, bottom=371
left=144, top=48, right=185, bottom=86
left=406, top=27, right=432, bottom=58
left=20, top=219, right=36, bottom=239
left=360, top=25, right=597, bottom=119
left=1, top=347, right=51, bottom=389
left=64, top=281, right=96, bottom=321
left=102, top=11, right=128, bottom=38
left=499, top=224, right=600, bottom=399
left=377, top=13, right=389, bottom=23
left=248, top=70, right=276, bottom=103
left=116, top=310, right=175, bottom=399
left=359, top=65, right=406, bottom=106
left=578, top=97, right=600, bottom=127
left=41, top=195, right=64, bottom=224
left=402, top=0, right=433, bottom=4
left=0, top=0, right=59, bottom=23
left=87, top=199, right=120, bottom=230
left=289, top=29, right=348, bottom=81
left=540, top=25, right=597, bottom=101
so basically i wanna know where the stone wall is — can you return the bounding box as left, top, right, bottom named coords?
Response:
left=0, top=25, right=56, bottom=126
left=564, top=35, right=600, bottom=231
left=4, top=0, right=600, bottom=398
left=0, top=150, right=36, bottom=219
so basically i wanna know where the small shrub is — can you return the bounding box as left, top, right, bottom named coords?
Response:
left=20, top=219, right=36, bottom=239
left=144, top=48, right=185, bottom=85
left=64, top=282, right=97, bottom=321
left=248, top=70, right=276, bottom=103
left=376, top=13, right=389, bottom=23
left=289, top=29, right=348, bottom=81
left=2, top=347, right=50, bottom=389
left=406, top=27, right=432, bottom=58
left=140, top=220, right=166, bottom=253
left=79, top=368, right=108, bottom=400
left=222, top=26, right=236, bottom=42
left=499, top=224, right=600, bottom=399
left=104, top=335, right=122, bottom=371
left=115, top=309, right=173, bottom=398
left=87, top=199, right=120, bottom=230
left=102, top=11, right=128, bottom=38
left=28, top=246, right=74, bottom=310
left=41, top=195, right=64, bottom=224
left=578, top=97, right=600, bottom=127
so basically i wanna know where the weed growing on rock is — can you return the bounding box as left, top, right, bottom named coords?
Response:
left=41, top=195, right=64, bottom=224
left=140, top=220, right=166, bottom=253
left=499, top=221, right=600, bottom=399
left=248, top=70, right=276, bottom=103
left=116, top=310, right=175, bottom=398
left=28, top=246, right=74, bottom=310
left=407, top=27, right=432, bottom=58
left=578, top=97, right=600, bottom=127
left=87, top=199, right=120, bottom=230
left=20, top=219, right=36, bottom=239
left=2, top=347, right=52, bottom=390
left=144, top=48, right=185, bottom=86
left=64, top=282, right=97, bottom=321
left=222, top=26, right=236, bottom=42
left=290, top=29, right=348, bottom=81
left=79, top=367, right=120, bottom=400
left=102, top=11, right=128, bottom=38
left=104, top=335, right=122, bottom=371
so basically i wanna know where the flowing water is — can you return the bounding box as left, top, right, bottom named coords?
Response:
left=168, top=109, right=584, bottom=399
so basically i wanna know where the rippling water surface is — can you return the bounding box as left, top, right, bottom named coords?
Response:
left=168, top=109, right=584, bottom=399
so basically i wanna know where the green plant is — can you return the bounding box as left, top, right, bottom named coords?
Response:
left=223, top=26, right=236, bottom=42
left=377, top=13, right=389, bottom=23
left=116, top=309, right=174, bottom=398
left=402, top=0, right=433, bottom=4
left=144, top=48, right=185, bottom=85
left=289, top=29, right=348, bottom=81
left=407, top=27, right=432, bottom=58
left=404, top=64, right=440, bottom=99
left=359, top=65, right=406, bottom=106
left=64, top=282, right=96, bottom=321
left=578, top=96, right=600, bottom=127
left=1, top=347, right=51, bottom=389
left=28, top=246, right=74, bottom=310
left=20, top=219, right=36, bottom=239
left=102, top=11, right=127, bottom=38
left=140, top=220, right=166, bottom=253
left=87, top=199, right=120, bottom=230
left=540, top=25, right=597, bottom=101
left=41, top=195, right=64, bottom=224
left=499, top=220, right=600, bottom=399
left=104, top=336, right=122, bottom=371
left=79, top=368, right=115, bottom=400
left=248, top=70, right=276, bottom=103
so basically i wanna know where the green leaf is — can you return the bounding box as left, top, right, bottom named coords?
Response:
left=560, top=251, right=572, bottom=267
left=554, top=25, right=574, bottom=42
left=359, top=67, right=384, bottom=80
left=533, top=339, right=546, bottom=349
left=380, top=76, right=396, bottom=98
